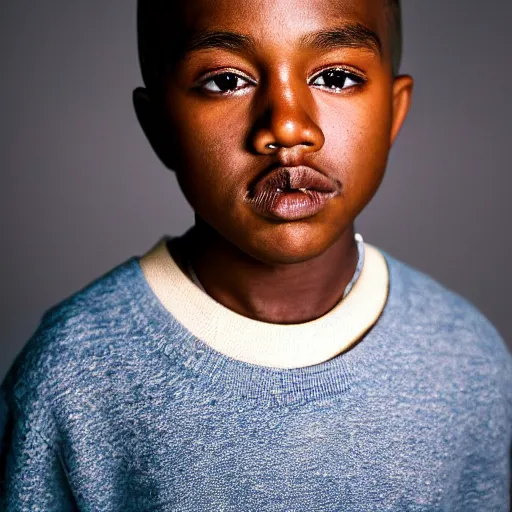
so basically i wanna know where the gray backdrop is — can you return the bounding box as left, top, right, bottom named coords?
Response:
left=2, top=1, right=511, bottom=381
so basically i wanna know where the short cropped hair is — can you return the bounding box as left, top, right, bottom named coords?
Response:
left=137, top=0, right=403, bottom=93
left=387, top=0, right=402, bottom=76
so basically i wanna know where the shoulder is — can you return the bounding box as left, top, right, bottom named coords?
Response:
left=379, top=249, right=512, bottom=398
left=381, top=250, right=512, bottom=425
left=378, top=249, right=512, bottom=430
left=1, top=256, right=145, bottom=419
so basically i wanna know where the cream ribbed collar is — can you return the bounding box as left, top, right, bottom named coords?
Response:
left=139, top=236, right=389, bottom=369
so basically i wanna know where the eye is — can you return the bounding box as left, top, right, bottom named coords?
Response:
left=200, top=72, right=253, bottom=95
left=309, top=68, right=365, bottom=92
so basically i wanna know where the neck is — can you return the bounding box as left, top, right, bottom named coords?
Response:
left=170, top=217, right=359, bottom=325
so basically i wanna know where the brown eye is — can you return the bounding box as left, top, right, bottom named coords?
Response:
left=310, top=68, right=364, bottom=91
left=202, top=72, right=250, bottom=94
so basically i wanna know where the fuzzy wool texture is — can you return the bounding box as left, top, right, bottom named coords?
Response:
left=1, top=246, right=511, bottom=511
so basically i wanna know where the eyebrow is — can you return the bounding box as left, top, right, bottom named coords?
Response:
left=180, top=23, right=382, bottom=58
left=299, top=23, right=382, bottom=55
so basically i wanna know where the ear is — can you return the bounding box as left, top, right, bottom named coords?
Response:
left=133, top=87, right=176, bottom=170
left=390, top=75, right=414, bottom=146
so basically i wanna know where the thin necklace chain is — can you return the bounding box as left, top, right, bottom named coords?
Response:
left=187, top=255, right=206, bottom=292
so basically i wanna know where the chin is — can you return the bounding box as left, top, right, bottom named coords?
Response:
left=238, top=223, right=341, bottom=265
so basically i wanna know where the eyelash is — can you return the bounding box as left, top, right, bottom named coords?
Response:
left=197, top=67, right=366, bottom=96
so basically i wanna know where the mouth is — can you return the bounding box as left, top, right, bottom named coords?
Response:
left=244, top=166, right=342, bottom=221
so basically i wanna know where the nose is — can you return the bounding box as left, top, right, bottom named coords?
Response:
left=251, top=72, right=325, bottom=156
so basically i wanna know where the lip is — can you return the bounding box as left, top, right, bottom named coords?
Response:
left=244, top=166, right=341, bottom=221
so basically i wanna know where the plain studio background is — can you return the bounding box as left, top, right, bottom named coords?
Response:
left=1, top=1, right=511, bottom=381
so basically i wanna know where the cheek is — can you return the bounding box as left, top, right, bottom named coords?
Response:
left=169, top=94, right=247, bottom=144
left=164, top=98, right=253, bottom=215
left=166, top=97, right=247, bottom=172
left=319, top=92, right=392, bottom=191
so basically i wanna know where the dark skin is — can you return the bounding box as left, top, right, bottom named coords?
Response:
left=134, top=0, right=413, bottom=325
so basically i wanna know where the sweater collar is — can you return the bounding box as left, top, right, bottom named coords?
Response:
left=138, top=234, right=389, bottom=369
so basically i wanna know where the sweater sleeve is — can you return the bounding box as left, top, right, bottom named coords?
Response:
left=0, top=379, right=77, bottom=512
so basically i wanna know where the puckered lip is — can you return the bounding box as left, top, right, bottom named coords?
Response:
left=247, top=165, right=342, bottom=198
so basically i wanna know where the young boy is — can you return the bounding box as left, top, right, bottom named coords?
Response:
left=1, top=0, right=511, bottom=510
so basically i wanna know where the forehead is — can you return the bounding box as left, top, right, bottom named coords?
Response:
left=169, top=0, right=388, bottom=48
left=179, top=0, right=385, bottom=22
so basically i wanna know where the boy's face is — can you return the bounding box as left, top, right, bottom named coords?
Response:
left=136, top=0, right=412, bottom=265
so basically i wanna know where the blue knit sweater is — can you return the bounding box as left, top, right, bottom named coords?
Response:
left=1, top=242, right=511, bottom=511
